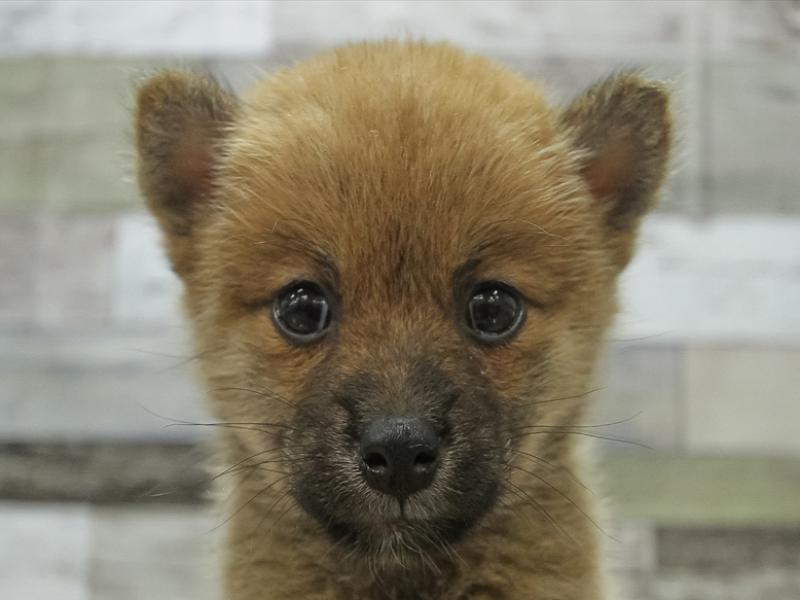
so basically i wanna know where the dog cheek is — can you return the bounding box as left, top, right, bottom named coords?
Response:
left=288, top=397, right=358, bottom=518
left=443, top=392, right=506, bottom=509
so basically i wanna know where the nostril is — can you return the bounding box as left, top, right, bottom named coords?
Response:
left=413, top=451, right=437, bottom=468
left=364, top=451, right=388, bottom=471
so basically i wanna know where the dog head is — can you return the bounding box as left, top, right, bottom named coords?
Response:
left=135, top=42, right=670, bottom=557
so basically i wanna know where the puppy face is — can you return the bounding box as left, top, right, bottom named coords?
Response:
left=135, top=43, right=670, bottom=556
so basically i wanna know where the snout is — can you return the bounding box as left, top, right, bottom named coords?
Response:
left=289, top=362, right=503, bottom=545
left=359, top=417, right=440, bottom=498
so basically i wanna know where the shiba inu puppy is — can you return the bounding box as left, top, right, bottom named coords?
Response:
left=135, top=41, right=671, bottom=600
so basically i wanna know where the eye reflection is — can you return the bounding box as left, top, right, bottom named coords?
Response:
left=272, top=281, right=331, bottom=342
left=465, top=282, right=524, bottom=342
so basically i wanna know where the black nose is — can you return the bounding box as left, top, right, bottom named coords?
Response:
left=359, top=417, right=440, bottom=498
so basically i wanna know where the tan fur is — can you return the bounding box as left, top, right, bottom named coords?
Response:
left=135, top=41, right=671, bottom=600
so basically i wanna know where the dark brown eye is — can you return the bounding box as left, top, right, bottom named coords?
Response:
left=272, top=281, right=331, bottom=343
left=465, top=282, right=524, bottom=342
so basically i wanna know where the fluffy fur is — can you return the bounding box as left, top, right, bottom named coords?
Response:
left=135, top=41, right=671, bottom=600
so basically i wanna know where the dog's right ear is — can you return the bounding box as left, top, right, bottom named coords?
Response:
left=135, top=71, right=238, bottom=276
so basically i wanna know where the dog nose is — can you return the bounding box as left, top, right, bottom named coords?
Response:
left=359, top=417, right=440, bottom=498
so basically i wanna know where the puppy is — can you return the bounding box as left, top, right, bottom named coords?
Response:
left=135, top=41, right=671, bottom=600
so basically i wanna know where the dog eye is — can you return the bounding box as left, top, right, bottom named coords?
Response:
left=272, top=281, right=331, bottom=342
left=465, top=282, right=525, bottom=342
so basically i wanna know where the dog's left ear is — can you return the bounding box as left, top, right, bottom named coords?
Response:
left=560, top=72, right=672, bottom=267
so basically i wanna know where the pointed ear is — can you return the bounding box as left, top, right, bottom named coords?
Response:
left=135, top=71, right=238, bottom=276
left=560, top=72, right=672, bottom=267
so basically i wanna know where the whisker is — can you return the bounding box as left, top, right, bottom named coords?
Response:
left=164, top=422, right=295, bottom=436
left=257, top=488, right=295, bottom=534
left=609, top=330, right=675, bottom=343
left=505, top=463, right=616, bottom=542
left=514, top=386, right=606, bottom=410
left=178, top=420, right=293, bottom=429
left=511, top=448, right=593, bottom=494
left=219, top=456, right=274, bottom=509
left=511, top=429, right=652, bottom=449
left=210, top=447, right=283, bottom=481
left=427, top=526, right=464, bottom=569
left=517, top=411, right=643, bottom=430
left=208, top=474, right=290, bottom=533
left=318, top=528, right=349, bottom=564
left=137, top=403, right=295, bottom=432
left=504, top=480, right=576, bottom=545
left=211, top=456, right=294, bottom=481
left=125, top=345, right=224, bottom=372
left=496, top=494, right=530, bottom=525
left=213, top=386, right=294, bottom=409
left=413, top=530, right=442, bottom=574
left=210, top=441, right=317, bottom=481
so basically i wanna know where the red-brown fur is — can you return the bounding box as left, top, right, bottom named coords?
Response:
left=135, top=41, right=671, bottom=600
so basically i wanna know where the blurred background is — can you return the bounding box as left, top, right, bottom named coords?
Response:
left=0, top=1, right=798, bottom=598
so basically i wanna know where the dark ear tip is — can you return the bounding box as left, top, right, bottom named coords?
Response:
left=632, top=80, right=670, bottom=119
left=136, top=71, right=183, bottom=108
left=136, top=71, right=207, bottom=119
left=606, top=72, right=671, bottom=116
left=590, top=72, right=673, bottom=150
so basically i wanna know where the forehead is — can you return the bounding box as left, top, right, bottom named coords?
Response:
left=210, top=45, right=599, bottom=301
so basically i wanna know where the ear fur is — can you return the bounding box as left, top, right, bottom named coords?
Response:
left=135, top=71, right=238, bottom=275
left=560, top=72, right=672, bottom=267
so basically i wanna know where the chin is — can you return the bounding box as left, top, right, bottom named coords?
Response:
left=325, top=516, right=473, bottom=560
left=296, top=480, right=501, bottom=559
